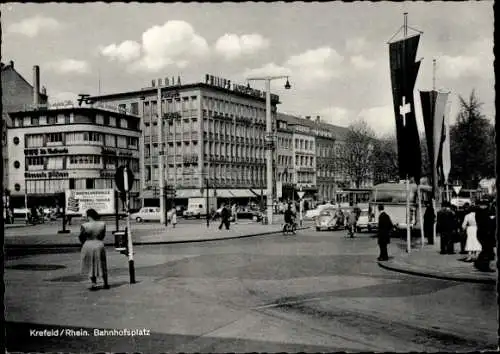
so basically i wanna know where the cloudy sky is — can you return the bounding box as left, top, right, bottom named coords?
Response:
left=1, top=2, right=494, bottom=137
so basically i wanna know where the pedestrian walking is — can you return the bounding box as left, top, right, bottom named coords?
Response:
left=346, top=209, right=357, bottom=238
left=423, top=202, right=435, bottom=245
left=170, top=207, right=177, bottom=228
left=458, top=203, right=470, bottom=254
left=377, top=205, right=393, bottom=261
left=79, top=208, right=109, bottom=290
left=219, top=204, right=230, bottom=230
left=436, top=201, right=457, bottom=254
left=461, top=205, right=481, bottom=262
left=474, top=200, right=495, bottom=272
left=232, top=203, right=238, bottom=224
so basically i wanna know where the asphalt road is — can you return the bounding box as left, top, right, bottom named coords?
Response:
left=5, top=228, right=498, bottom=352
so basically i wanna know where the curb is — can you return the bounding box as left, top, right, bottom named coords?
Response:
left=377, top=260, right=496, bottom=284
left=4, top=226, right=310, bottom=249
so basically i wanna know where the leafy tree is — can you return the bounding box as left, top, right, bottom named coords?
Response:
left=372, top=134, right=399, bottom=184
left=449, top=90, right=494, bottom=188
left=341, top=120, right=376, bottom=187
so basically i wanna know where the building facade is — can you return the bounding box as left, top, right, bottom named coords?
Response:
left=276, top=113, right=354, bottom=203
left=2, top=62, right=48, bottom=194
left=7, top=105, right=141, bottom=209
left=90, top=74, right=280, bottom=206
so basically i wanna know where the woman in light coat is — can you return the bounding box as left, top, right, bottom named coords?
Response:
left=462, top=206, right=481, bottom=262
left=170, top=207, right=177, bottom=228
left=80, top=209, right=109, bottom=290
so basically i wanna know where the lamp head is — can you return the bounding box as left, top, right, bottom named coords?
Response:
left=284, top=77, right=291, bottom=90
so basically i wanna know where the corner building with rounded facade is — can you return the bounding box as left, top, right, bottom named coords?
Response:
left=7, top=105, right=141, bottom=209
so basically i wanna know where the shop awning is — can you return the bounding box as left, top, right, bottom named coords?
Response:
left=215, top=189, right=234, bottom=198
left=174, top=189, right=203, bottom=199
left=230, top=189, right=256, bottom=198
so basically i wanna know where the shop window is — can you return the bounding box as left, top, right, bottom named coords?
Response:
left=86, top=178, right=94, bottom=189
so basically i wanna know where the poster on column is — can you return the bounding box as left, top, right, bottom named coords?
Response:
left=65, top=189, right=115, bottom=216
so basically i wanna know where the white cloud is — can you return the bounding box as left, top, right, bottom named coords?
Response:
left=318, top=106, right=352, bottom=127
left=47, top=59, right=90, bottom=75
left=128, top=20, right=209, bottom=72
left=356, top=105, right=396, bottom=137
left=7, top=15, right=62, bottom=37
left=345, top=37, right=367, bottom=53
left=100, top=40, right=141, bottom=62
left=215, top=33, right=270, bottom=60
left=438, top=55, right=483, bottom=79
left=243, top=62, right=291, bottom=79
left=350, top=55, right=376, bottom=70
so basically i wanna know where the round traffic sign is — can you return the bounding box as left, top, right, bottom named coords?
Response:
left=115, top=166, right=134, bottom=193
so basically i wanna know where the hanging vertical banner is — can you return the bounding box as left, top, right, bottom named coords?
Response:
left=440, top=98, right=452, bottom=185
left=389, top=34, right=422, bottom=183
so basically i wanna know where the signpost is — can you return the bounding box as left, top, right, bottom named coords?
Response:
left=115, top=166, right=135, bottom=284
left=453, top=185, right=462, bottom=196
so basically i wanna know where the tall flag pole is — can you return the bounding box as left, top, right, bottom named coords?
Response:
left=388, top=13, right=422, bottom=253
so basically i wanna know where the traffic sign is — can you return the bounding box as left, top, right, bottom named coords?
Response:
left=297, top=191, right=305, bottom=199
left=453, top=185, right=462, bottom=196
left=115, top=166, right=134, bottom=193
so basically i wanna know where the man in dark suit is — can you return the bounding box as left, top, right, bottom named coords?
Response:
left=437, top=201, right=457, bottom=254
left=219, top=204, right=231, bottom=230
left=474, top=200, right=495, bottom=272
left=377, top=205, right=393, bottom=261
left=423, top=202, right=435, bottom=245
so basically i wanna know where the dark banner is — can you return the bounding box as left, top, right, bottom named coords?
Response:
left=389, top=35, right=422, bottom=183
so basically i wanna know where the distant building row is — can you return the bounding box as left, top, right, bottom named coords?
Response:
left=2, top=64, right=374, bottom=208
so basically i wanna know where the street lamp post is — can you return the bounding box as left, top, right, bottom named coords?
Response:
left=246, top=75, right=291, bottom=225
left=157, top=86, right=165, bottom=225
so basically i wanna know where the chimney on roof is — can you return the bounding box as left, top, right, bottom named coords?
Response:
left=152, top=79, right=156, bottom=87
left=177, top=76, right=181, bottom=85
left=158, top=78, right=162, bottom=87
left=316, top=115, right=320, bottom=122
left=305, top=115, right=311, bottom=120
left=33, top=65, right=40, bottom=106
left=9, top=60, right=14, bottom=68
left=165, top=77, right=169, bottom=86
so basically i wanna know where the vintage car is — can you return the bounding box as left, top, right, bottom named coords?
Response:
left=315, top=209, right=344, bottom=231
left=356, top=209, right=377, bottom=232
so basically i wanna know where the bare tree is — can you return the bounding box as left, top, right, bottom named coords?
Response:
left=341, top=120, right=376, bottom=188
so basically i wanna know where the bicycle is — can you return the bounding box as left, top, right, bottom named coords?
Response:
left=282, top=220, right=297, bottom=235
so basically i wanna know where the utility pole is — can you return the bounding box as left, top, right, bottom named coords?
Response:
left=246, top=75, right=291, bottom=225
left=157, top=85, right=165, bottom=225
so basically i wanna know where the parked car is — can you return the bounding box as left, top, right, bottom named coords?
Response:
left=305, top=203, right=335, bottom=220
left=356, top=209, right=377, bottom=232
left=130, top=207, right=161, bottom=222
left=12, top=208, right=30, bottom=219
left=315, top=209, right=344, bottom=231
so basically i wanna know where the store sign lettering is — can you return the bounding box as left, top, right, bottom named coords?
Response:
left=24, top=148, right=69, bottom=156
left=25, top=171, right=69, bottom=179
left=204, top=74, right=280, bottom=102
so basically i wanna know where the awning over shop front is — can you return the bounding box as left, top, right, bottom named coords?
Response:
left=216, top=190, right=234, bottom=198
left=174, top=189, right=203, bottom=199
left=230, top=189, right=256, bottom=198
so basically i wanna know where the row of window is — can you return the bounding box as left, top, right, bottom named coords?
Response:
left=12, top=113, right=137, bottom=130
left=25, top=132, right=139, bottom=148
left=202, top=97, right=268, bottom=120
left=23, top=156, right=139, bottom=171
left=24, top=178, right=139, bottom=194
left=295, top=138, right=315, bottom=151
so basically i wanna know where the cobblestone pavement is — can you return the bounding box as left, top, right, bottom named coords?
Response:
left=5, top=228, right=498, bottom=352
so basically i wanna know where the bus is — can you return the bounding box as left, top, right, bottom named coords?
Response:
left=369, top=182, right=433, bottom=235
left=335, top=188, right=372, bottom=206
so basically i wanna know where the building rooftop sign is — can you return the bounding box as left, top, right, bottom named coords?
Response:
left=204, top=74, right=280, bottom=103
left=22, top=100, right=138, bottom=117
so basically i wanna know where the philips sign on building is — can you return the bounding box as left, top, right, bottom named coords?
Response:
left=6, top=102, right=141, bottom=209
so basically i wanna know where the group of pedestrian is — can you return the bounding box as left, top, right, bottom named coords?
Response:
left=434, top=200, right=496, bottom=273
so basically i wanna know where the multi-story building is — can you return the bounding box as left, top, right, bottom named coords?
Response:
left=7, top=103, right=141, bottom=209
left=276, top=113, right=352, bottom=202
left=89, top=74, right=280, bottom=207
left=1, top=62, right=48, bottom=193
